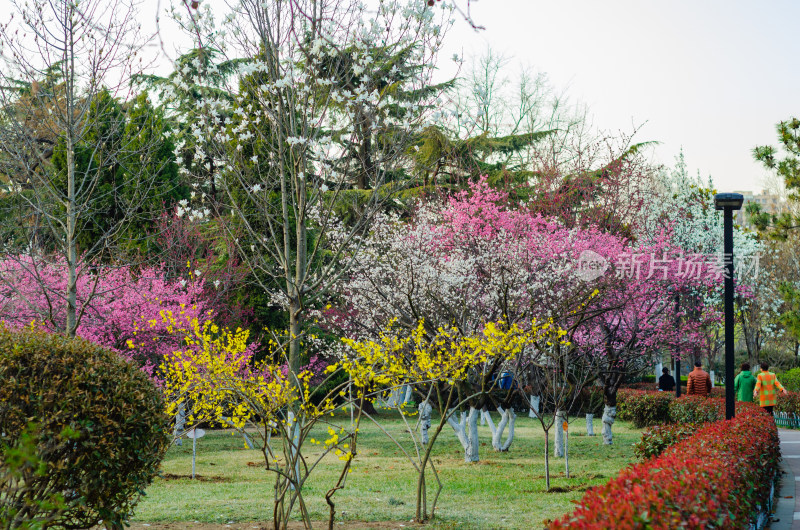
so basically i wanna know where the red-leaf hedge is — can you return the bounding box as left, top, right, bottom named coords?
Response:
left=775, top=390, right=800, bottom=415
left=550, top=401, right=779, bottom=529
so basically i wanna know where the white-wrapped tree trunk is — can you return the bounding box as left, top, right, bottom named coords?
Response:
left=447, top=411, right=469, bottom=449
left=447, top=406, right=480, bottom=462
left=482, top=407, right=516, bottom=451
left=287, top=410, right=301, bottom=490
left=385, top=387, right=404, bottom=407
left=174, top=401, right=186, bottom=446
left=528, top=395, right=540, bottom=418
left=655, top=360, right=663, bottom=382
left=602, top=405, right=616, bottom=445
left=554, top=410, right=567, bottom=457
left=418, top=400, right=432, bottom=444
left=403, top=384, right=414, bottom=403
left=710, top=370, right=715, bottom=388
left=465, top=406, right=480, bottom=462
left=497, top=408, right=516, bottom=452
left=585, top=413, right=595, bottom=436
left=481, top=408, right=495, bottom=430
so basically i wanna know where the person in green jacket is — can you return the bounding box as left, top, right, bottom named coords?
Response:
left=734, top=362, right=757, bottom=402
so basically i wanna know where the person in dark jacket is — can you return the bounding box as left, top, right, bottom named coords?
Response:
left=687, top=361, right=712, bottom=396
left=734, top=362, right=756, bottom=402
left=658, top=367, right=675, bottom=392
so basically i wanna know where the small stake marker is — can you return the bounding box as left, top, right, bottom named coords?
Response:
left=563, top=421, right=570, bottom=479
left=186, top=427, right=205, bottom=479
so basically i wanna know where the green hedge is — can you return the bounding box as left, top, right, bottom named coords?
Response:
left=779, top=368, right=800, bottom=393
left=617, top=389, right=725, bottom=429
left=0, top=328, right=170, bottom=529
left=617, top=389, right=672, bottom=428
left=633, top=423, right=701, bottom=460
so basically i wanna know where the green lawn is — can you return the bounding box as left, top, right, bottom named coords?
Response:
left=131, top=411, right=643, bottom=529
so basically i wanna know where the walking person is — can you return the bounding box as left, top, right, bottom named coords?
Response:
left=658, top=367, right=675, bottom=392
left=753, top=361, right=787, bottom=416
left=686, top=361, right=711, bottom=397
left=734, top=362, right=756, bottom=402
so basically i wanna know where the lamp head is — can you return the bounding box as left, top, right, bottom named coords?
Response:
left=714, top=193, right=744, bottom=211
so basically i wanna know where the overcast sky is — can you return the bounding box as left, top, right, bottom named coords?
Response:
left=3, top=0, right=796, bottom=193
left=438, top=0, right=800, bottom=194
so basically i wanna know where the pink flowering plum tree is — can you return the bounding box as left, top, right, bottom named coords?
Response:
left=0, top=257, right=226, bottom=378
left=576, top=238, right=719, bottom=444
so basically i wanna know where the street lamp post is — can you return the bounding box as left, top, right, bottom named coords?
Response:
left=674, top=292, right=681, bottom=398
left=714, top=193, right=743, bottom=420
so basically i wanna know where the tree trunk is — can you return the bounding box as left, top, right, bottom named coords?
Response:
left=528, top=395, right=540, bottom=418
left=355, top=113, right=374, bottom=190
left=465, top=406, right=479, bottom=462
left=418, top=400, right=432, bottom=445
left=585, top=414, right=594, bottom=436
left=65, top=134, right=78, bottom=337
left=446, top=407, right=480, bottom=462
left=288, top=299, right=302, bottom=381
left=554, top=410, right=566, bottom=457
left=601, top=376, right=620, bottom=445
left=481, top=408, right=495, bottom=432
left=446, top=411, right=469, bottom=451
left=483, top=407, right=516, bottom=451
left=403, top=385, right=414, bottom=403
left=496, top=407, right=515, bottom=452
left=287, top=409, right=301, bottom=491
left=173, top=401, right=186, bottom=445
left=543, top=429, right=551, bottom=490
left=602, top=405, right=616, bottom=445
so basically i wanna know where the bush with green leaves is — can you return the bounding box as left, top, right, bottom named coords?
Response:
left=667, top=395, right=723, bottom=424
left=616, top=389, right=673, bottom=428
left=633, top=423, right=701, bottom=460
left=0, top=327, right=170, bottom=529
left=779, top=368, right=800, bottom=393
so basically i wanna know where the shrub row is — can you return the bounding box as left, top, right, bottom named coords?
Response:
left=669, top=395, right=724, bottom=424
left=779, top=368, right=800, bottom=392
left=550, top=401, right=779, bottom=529
left=616, top=389, right=673, bottom=428
left=633, top=423, right=701, bottom=460
left=617, top=389, right=725, bottom=427
left=775, top=390, right=800, bottom=415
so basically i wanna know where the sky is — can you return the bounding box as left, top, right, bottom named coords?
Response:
left=437, top=0, right=800, bottom=194
left=2, top=0, right=796, bottom=194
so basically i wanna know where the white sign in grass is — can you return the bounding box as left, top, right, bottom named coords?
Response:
left=187, top=427, right=205, bottom=478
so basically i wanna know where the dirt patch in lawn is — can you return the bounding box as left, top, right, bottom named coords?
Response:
left=157, top=474, right=231, bottom=483
left=129, top=522, right=422, bottom=529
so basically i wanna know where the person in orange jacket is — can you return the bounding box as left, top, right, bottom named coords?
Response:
left=753, top=361, right=787, bottom=416
left=686, top=361, right=711, bottom=396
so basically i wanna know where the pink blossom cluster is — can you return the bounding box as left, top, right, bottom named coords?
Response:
left=0, top=256, right=227, bottom=378
left=331, top=177, right=735, bottom=405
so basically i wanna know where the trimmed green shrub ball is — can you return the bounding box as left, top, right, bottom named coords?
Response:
left=0, top=327, right=170, bottom=529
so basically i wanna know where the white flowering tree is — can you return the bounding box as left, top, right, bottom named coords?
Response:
left=642, top=153, right=767, bottom=366
left=157, top=0, right=454, bottom=378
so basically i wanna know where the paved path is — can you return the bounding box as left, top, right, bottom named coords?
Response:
left=772, top=429, right=800, bottom=529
